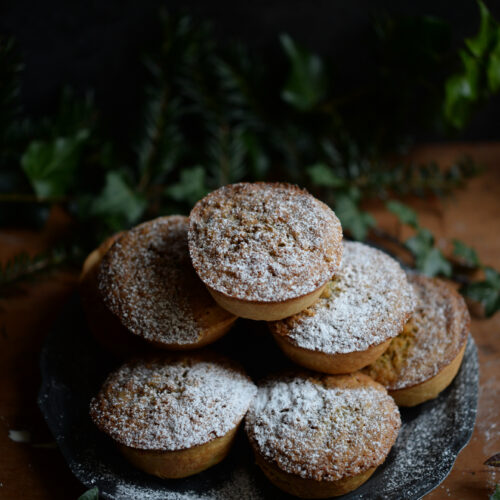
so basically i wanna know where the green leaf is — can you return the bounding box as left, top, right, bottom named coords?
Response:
left=241, top=131, right=269, bottom=179
left=207, top=125, right=247, bottom=186
left=91, top=171, right=146, bottom=230
left=462, top=266, right=500, bottom=316
left=405, top=228, right=434, bottom=256
left=405, top=229, right=451, bottom=277
left=280, top=34, right=327, bottom=111
left=419, top=247, right=452, bottom=277
left=485, top=266, right=500, bottom=289
left=165, top=166, right=210, bottom=206
left=465, top=0, right=497, bottom=58
left=78, top=487, right=99, bottom=500
left=334, top=192, right=375, bottom=241
left=307, top=163, right=346, bottom=188
left=443, top=50, right=480, bottom=129
left=386, top=200, right=419, bottom=228
left=452, top=239, right=480, bottom=267
left=491, top=485, right=500, bottom=500
left=462, top=281, right=500, bottom=317
left=487, top=37, right=500, bottom=92
left=21, top=129, right=89, bottom=197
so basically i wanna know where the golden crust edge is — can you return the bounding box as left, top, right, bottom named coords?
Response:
left=80, top=223, right=237, bottom=352
left=254, top=452, right=377, bottom=498
left=388, top=339, right=468, bottom=407
left=207, top=282, right=329, bottom=321
left=271, top=333, right=394, bottom=374
left=118, top=424, right=240, bottom=479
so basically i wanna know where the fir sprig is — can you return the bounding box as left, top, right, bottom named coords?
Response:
left=0, top=245, right=83, bottom=296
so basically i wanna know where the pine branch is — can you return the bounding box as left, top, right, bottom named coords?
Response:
left=0, top=246, right=82, bottom=295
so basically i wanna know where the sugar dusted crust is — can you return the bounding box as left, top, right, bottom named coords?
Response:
left=363, top=274, right=470, bottom=391
left=245, top=372, right=401, bottom=482
left=90, top=352, right=257, bottom=451
left=269, top=242, right=415, bottom=354
left=98, top=216, right=235, bottom=347
left=188, top=183, right=343, bottom=303
left=79, top=232, right=152, bottom=358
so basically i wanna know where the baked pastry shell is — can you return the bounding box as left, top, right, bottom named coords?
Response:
left=255, top=453, right=377, bottom=498
left=79, top=233, right=149, bottom=358
left=388, top=340, right=467, bottom=407
left=245, top=372, right=400, bottom=498
left=188, top=182, right=343, bottom=321
left=117, top=424, right=240, bottom=479
left=271, top=333, right=393, bottom=374
left=207, top=281, right=329, bottom=321
left=80, top=226, right=237, bottom=353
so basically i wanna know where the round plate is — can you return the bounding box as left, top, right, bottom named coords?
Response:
left=38, top=294, right=478, bottom=500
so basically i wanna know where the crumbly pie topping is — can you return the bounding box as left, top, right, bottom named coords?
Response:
left=270, top=241, right=415, bottom=354
left=90, top=354, right=257, bottom=451
left=188, top=183, right=343, bottom=302
left=364, top=274, right=470, bottom=390
left=245, top=373, right=401, bottom=481
left=98, top=216, right=233, bottom=346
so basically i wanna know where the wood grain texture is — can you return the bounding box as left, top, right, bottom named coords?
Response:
left=0, top=143, right=499, bottom=499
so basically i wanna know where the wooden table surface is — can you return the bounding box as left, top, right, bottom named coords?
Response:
left=0, top=143, right=499, bottom=500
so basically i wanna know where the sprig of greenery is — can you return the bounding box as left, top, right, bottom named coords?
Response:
left=0, top=244, right=83, bottom=296
left=444, top=1, right=500, bottom=129
left=387, top=199, right=499, bottom=316
left=462, top=267, right=500, bottom=317
left=0, top=3, right=499, bottom=317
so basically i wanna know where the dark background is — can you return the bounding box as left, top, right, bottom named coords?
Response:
left=1, top=0, right=499, bottom=142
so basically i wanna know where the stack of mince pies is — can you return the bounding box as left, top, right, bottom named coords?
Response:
left=81, top=182, right=471, bottom=498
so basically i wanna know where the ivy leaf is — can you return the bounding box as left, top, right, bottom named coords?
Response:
left=462, top=282, right=499, bottom=316
left=78, top=487, right=99, bottom=500
left=91, top=171, right=146, bottom=231
left=280, top=34, right=327, bottom=111
left=453, top=239, right=480, bottom=267
left=462, top=267, right=500, bottom=317
left=465, top=0, right=497, bottom=58
left=307, top=163, right=346, bottom=188
left=405, top=228, right=434, bottom=256
left=443, top=50, right=480, bottom=129
left=386, top=200, right=419, bottom=228
left=405, top=229, right=452, bottom=277
left=490, top=485, right=500, bottom=500
left=165, top=166, right=209, bottom=206
left=334, top=191, right=375, bottom=241
left=488, top=37, right=500, bottom=92
left=419, top=247, right=453, bottom=277
left=485, top=453, right=500, bottom=467
left=21, top=129, right=89, bottom=198
left=485, top=266, right=500, bottom=288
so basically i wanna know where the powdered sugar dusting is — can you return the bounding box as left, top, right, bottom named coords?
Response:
left=98, top=216, right=209, bottom=345
left=40, top=301, right=479, bottom=500
left=73, top=456, right=263, bottom=500
left=245, top=374, right=401, bottom=481
left=370, top=274, right=470, bottom=390
left=270, top=242, right=415, bottom=354
left=90, top=356, right=257, bottom=451
left=394, top=275, right=469, bottom=388
left=188, top=183, right=343, bottom=302
left=370, top=338, right=478, bottom=499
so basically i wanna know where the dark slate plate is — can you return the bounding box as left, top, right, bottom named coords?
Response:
left=38, top=294, right=479, bottom=500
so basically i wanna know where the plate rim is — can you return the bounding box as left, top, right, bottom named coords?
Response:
left=37, top=294, right=479, bottom=500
